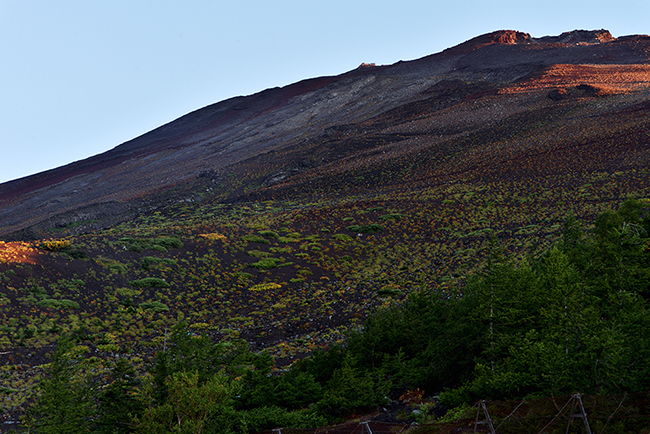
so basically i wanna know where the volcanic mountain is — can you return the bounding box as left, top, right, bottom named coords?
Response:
left=1, top=29, right=650, bottom=239
left=2, top=29, right=650, bottom=430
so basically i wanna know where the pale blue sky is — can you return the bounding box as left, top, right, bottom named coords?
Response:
left=1, top=1, right=648, bottom=183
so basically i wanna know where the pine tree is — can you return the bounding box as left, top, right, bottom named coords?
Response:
left=29, top=336, right=95, bottom=434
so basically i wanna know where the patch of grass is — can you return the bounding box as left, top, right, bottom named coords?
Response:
left=235, top=272, right=254, bottom=280
left=39, top=239, right=71, bottom=251
left=114, top=236, right=183, bottom=253
left=249, top=283, right=282, bottom=292
left=332, top=234, right=354, bottom=242
left=141, top=256, right=177, bottom=270
left=247, top=250, right=273, bottom=258
left=115, top=288, right=141, bottom=297
left=346, top=224, right=384, bottom=233
left=380, top=213, right=406, bottom=221
left=96, top=257, right=128, bottom=274
left=241, top=234, right=271, bottom=244
left=250, top=258, right=282, bottom=269
left=199, top=233, right=227, bottom=241
left=139, top=301, right=169, bottom=312
left=277, top=237, right=296, bottom=244
left=36, top=299, right=80, bottom=310
left=270, top=246, right=292, bottom=254
left=258, top=230, right=279, bottom=239
left=156, top=236, right=184, bottom=249
left=130, top=278, right=171, bottom=288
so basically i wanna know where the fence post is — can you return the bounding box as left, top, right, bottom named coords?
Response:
left=474, top=400, right=496, bottom=434
left=360, top=421, right=374, bottom=434
left=565, top=393, right=592, bottom=434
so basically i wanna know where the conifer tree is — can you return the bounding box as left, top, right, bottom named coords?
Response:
left=29, top=336, right=95, bottom=434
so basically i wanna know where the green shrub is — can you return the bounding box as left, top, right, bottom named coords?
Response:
left=242, top=234, right=271, bottom=244
left=139, top=301, right=169, bottom=312
left=377, top=288, right=402, bottom=297
left=258, top=230, right=279, bottom=239
left=346, top=224, right=384, bottom=233
left=270, top=246, right=292, bottom=253
left=39, top=239, right=71, bottom=251
left=250, top=258, right=281, bottom=269
left=249, top=283, right=282, bottom=291
left=130, top=278, right=171, bottom=288
left=141, top=256, right=178, bottom=270
left=236, top=406, right=327, bottom=431
left=63, top=250, right=89, bottom=260
left=116, top=287, right=141, bottom=297
left=332, top=234, right=354, bottom=242
left=155, top=236, right=183, bottom=249
left=114, top=237, right=148, bottom=252
left=28, top=285, right=48, bottom=299
left=247, top=250, right=273, bottom=258
left=114, top=236, right=182, bottom=252
left=36, top=299, right=80, bottom=310
left=235, top=272, right=254, bottom=280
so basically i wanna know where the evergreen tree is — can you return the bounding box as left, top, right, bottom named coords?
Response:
left=29, top=336, right=95, bottom=434
left=95, top=358, right=145, bottom=434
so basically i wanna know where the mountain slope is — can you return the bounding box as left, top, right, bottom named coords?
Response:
left=2, top=29, right=650, bottom=428
left=1, top=29, right=650, bottom=239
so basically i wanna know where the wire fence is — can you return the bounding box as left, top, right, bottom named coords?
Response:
left=257, top=391, right=650, bottom=434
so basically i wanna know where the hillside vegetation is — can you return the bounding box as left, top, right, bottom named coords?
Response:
left=11, top=199, right=650, bottom=433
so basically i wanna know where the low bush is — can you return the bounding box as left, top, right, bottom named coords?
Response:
left=39, top=239, right=71, bottom=251
left=115, top=236, right=183, bottom=252
left=141, top=256, right=177, bottom=270
left=346, top=224, right=384, bottom=233
left=36, top=299, right=80, bottom=310
left=155, top=236, right=183, bottom=249
left=250, top=258, right=282, bottom=269
left=377, top=287, right=402, bottom=297
left=130, top=278, right=171, bottom=288
left=242, top=234, right=271, bottom=244
left=139, top=301, right=169, bottom=312
left=258, top=230, right=279, bottom=239
left=247, top=250, right=273, bottom=258
left=249, top=282, right=282, bottom=291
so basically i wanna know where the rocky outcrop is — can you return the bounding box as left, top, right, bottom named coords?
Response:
left=534, top=29, right=615, bottom=44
